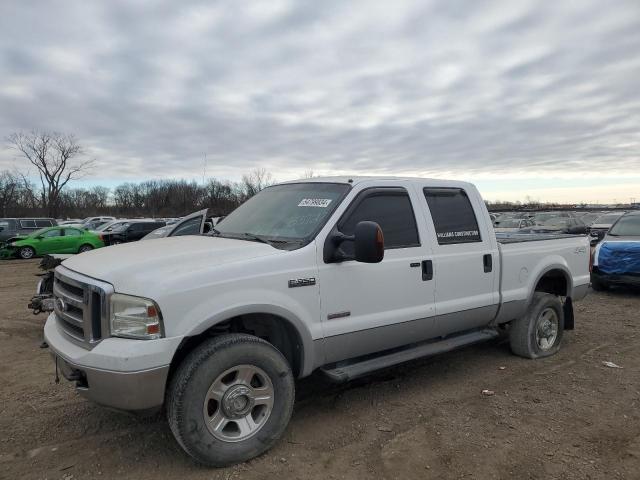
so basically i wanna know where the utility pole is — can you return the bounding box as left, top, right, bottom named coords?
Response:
left=202, top=153, right=207, bottom=185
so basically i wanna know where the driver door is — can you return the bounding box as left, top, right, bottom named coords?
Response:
left=317, top=186, right=436, bottom=364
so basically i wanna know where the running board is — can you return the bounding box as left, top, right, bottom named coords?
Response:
left=320, top=329, right=499, bottom=382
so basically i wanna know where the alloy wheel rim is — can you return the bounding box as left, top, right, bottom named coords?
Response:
left=202, top=364, right=274, bottom=442
left=535, top=307, right=559, bottom=350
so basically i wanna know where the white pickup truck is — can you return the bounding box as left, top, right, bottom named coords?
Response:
left=45, top=177, right=590, bottom=466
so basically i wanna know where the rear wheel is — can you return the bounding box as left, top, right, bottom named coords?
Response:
left=167, top=334, right=295, bottom=467
left=510, top=292, right=564, bottom=359
left=18, top=246, right=35, bottom=259
left=78, top=244, right=94, bottom=253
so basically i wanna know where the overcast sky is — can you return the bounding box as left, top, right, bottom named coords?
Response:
left=1, top=0, right=639, bottom=203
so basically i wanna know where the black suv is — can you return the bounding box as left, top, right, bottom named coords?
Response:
left=0, top=218, right=57, bottom=243
left=101, top=220, right=166, bottom=246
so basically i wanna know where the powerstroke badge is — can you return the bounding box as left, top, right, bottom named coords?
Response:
left=298, top=198, right=332, bottom=207
left=288, top=277, right=316, bottom=288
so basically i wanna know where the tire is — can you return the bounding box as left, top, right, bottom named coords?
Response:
left=111, top=240, right=122, bottom=245
left=591, top=277, right=608, bottom=291
left=167, top=334, right=295, bottom=467
left=18, top=246, right=36, bottom=259
left=509, top=292, right=564, bottom=359
left=78, top=244, right=94, bottom=253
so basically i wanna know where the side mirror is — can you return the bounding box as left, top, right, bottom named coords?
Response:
left=323, top=221, right=384, bottom=263
left=353, top=221, right=384, bottom=263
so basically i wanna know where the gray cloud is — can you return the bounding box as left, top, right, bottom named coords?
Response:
left=0, top=0, right=639, bottom=182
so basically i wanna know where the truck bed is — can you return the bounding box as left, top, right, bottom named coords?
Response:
left=496, top=232, right=591, bottom=320
left=495, top=232, right=585, bottom=244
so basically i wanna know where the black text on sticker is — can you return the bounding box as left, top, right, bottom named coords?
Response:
left=298, top=198, right=332, bottom=208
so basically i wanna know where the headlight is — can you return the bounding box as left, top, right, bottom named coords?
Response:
left=109, top=293, right=163, bottom=340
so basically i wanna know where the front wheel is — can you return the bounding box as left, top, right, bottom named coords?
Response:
left=18, top=246, right=36, bottom=259
left=509, top=292, right=564, bottom=359
left=167, top=334, right=295, bottom=467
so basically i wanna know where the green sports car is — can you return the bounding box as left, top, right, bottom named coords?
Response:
left=1, top=226, right=105, bottom=259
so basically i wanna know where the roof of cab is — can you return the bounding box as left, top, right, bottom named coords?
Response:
left=279, top=175, right=475, bottom=188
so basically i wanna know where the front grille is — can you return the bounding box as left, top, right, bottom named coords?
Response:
left=53, top=267, right=113, bottom=348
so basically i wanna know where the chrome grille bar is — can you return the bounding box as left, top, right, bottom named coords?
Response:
left=53, top=266, right=114, bottom=349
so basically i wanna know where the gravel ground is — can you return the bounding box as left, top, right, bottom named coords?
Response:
left=1, top=259, right=639, bottom=479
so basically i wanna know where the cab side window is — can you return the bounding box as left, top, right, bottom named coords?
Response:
left=43, top=229, right=62, bottom=238
left=64, top=228, right=83, bottom=236
left=20, top=220, right=37, bottom=229
left=424, top=188, right=481, bottom=245
left=339, top=189, right=420, bottom=256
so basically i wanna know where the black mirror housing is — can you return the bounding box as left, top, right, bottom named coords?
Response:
left=323, top=221, right=385, bottom=263
left=354, top=221, right=384, bottom=263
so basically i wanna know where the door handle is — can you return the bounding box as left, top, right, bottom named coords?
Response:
left=421, top=260, right=433, bottom=281
left=483, top=254, right=492, bottom=273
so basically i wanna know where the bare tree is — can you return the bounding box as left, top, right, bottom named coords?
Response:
left=0, top=170, right=19, bottom=217
left=7, top=131, right=94, bottom=217
left=241, top=167, right=274, bottom=198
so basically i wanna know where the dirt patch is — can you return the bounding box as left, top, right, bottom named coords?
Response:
left=1, top=260, right=639, bottom=479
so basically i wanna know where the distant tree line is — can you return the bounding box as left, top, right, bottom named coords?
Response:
left=1, top=130, right=275, bottom=219
left=0, top=168, right=274, bottom=219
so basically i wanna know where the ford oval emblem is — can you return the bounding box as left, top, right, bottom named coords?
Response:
left=56, top=298, right=66, bottom=312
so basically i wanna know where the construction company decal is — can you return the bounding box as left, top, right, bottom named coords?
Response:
left=298, top=198, right=332, bottom=208
left=437, top=230, right=480, bottom=241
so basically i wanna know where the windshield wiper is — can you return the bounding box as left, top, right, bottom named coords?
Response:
left=239, top=232, right=287, bottom=246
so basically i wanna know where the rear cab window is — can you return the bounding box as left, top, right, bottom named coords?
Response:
left=423, top=188, right=481, bottom=245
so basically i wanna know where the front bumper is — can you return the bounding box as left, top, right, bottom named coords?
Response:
left=44, top=313, right=181, bottom=412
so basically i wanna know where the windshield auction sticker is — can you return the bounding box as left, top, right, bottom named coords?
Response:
left=298, top=198, right=332, bottom=208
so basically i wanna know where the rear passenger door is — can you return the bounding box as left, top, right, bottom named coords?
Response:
left=419, top=186, right=499, bottom=336
left=318, top=186, right=436, bottom=364
left=62, top=228, right=84, bottom=252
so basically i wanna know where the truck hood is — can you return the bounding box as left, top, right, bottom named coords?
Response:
left=61, top=236, right=281, bottom=287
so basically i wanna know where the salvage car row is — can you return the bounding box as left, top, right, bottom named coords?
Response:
left=0, top=210, right=221, bottom=258
left=492, top=210, right=626, bottom=244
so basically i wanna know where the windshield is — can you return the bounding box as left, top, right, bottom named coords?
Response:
left=144, top=226, right=171, bottom=239
left=534, top=213, right=556, bottom=222
left=594, top=214, right=623, bottom=225
left=96, top=221, right=123, bottom=231
left=541, top=218, right=568, bottom=227
left=608, top=215, right=640, bottom=236
left=111, top=222, right=130, bottom=232
left=580, top=213, right=600, bottom=224
left=496, top=219, right=521, bottom=228
left=215, top=183, right=350, bottom=245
